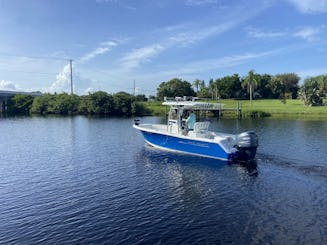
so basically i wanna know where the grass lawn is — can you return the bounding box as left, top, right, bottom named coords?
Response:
left=237, top=99, right=327, bottom=118
left=145, top=99, right=327, bottom=118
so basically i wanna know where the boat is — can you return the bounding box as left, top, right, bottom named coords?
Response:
left=133, top=97, right=258, bottom=161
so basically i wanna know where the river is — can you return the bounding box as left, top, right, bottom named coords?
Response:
left=0, top=116, right=326, bottom=244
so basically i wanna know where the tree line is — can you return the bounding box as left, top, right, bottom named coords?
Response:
left=6, top=91, right=151, bottom=116
left=157, top=71, right=327, bottom=106
left=5, top=71, right=326, bottom=116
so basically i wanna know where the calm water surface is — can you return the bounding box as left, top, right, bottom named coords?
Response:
left=0, top=116, right=326, bottom=244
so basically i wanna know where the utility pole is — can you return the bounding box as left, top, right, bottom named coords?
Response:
left=70, top=59, right=73, bottom=95
left=133, top=79, right=136, bottom=96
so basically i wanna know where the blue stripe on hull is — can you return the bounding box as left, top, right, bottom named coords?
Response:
left=141, top=130, right=230, bottom=161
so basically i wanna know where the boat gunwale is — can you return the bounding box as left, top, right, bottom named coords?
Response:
left=143, top=138, right=230, bottom=161
left=133, top=123, right=234, bottom=154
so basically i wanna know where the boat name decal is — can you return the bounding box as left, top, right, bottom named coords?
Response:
left=178, top=140, right=210, bottom=148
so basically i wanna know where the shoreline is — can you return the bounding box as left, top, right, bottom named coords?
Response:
left=146, top=99, right=327, bottom=119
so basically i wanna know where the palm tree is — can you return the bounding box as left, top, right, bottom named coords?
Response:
left=193, top=79, right=201, bottom=93
left=208, top=79, right=215, bottom=99
left=242, top=70, right=258, bottom=105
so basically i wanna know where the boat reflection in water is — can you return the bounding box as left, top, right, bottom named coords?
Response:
left=138, top=145, right=258, bottom=177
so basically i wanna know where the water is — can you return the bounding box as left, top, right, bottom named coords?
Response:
left=0, top=116, right=326, bottom=244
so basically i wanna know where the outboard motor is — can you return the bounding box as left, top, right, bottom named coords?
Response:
left=134, top=119, right=140, bottom=126
left=236, top=131, right=259, bottom=160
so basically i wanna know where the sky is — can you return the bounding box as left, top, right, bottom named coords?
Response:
left=0, top=0, right=327, bottom=95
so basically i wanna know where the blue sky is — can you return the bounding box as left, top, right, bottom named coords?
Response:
left=0, top=0, right=327, bottom=95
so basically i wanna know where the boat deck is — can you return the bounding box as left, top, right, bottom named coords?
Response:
left=138, top=123, right=236, bottom=143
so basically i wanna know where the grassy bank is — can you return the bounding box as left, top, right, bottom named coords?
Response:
left=239, top=99, right=327, bottom=118
left=145, top=99, right=327, bottom=118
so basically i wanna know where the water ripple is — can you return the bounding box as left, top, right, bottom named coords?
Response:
left=0, top=116, right=326, bottom=244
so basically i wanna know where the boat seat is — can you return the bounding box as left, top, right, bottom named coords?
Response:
left=193, top=121, right=210, bottom=133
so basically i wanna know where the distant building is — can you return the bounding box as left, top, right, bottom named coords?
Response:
left=0, top=90, right=42, bottom=112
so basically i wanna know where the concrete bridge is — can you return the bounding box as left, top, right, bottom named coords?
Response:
left=0, top=90, right=42, bottom=112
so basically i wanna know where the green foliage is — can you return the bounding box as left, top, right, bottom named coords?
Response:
left=157, top=78, right=196, bottom=100
left=28, top=91, right=151, bottom=116
left=85, top=91, right=114, bottom=114
left=132, top=102, right=151, bottom=116
left=50, top=93, right=80, bottom=114
left=253, top=74, right=273, bottom=99
left=135, top=94, right=147, bottom=101
left=113, top=92, right=133, bottom=116
left=197, top=86, right=211, bottom=98
left=216, top=74, right=242, bottom=99
left=7, top=94, right=34, bottom=115
left=270, top=73, right=300, bottom=103
left=208, top=78, right=215, bottom=99
left=242, top=70, right=258, bottom=104
left=193, top=79, right=201, bottom=92
left=30, top=93, right=52, bottom=114
left=30, top=93, right=79, bottom=115
left=300, top=75, right=327, bottom=106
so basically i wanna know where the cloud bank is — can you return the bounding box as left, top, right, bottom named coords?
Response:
left=288, top=0, right=327, bottom=13
left=0, top=80, right=20, bottom=91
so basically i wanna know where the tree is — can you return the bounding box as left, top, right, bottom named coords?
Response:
left=30, top=93, right=52, bottom=114
left=193, top=79, right=201, bottom=93
left=300, top=75, right=327, bottom=106
left=242, top=70, right=258, bottom=105
left=216, top=74, right=241, bottom=99
left=50, top=93, right=79, bottom=114
left=197, top=83, right=211, bottom=98
left=113, top=92, right=133, bottom=116
left=84, top=91, right=114, bottom=115
left=254, top=74, right=273, bottom=99
left=208, top=78, right=215, bottom=99
left=157, top=78, right=196, bottom=100
left=135, top=94, right=147, bottom=101
left=270, top=76, right=286, bottom=103
left=131, top=101, right=151, bottom=116
left=7, top=94, right=34, bottom=115
left=270, top=73, right=300, bottom=103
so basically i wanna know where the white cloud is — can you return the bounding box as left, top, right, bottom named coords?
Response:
left=288, top=0, right=327, bottom=13
left=48, top=64, right=72, bottom=93
left=169, top=21, right=235, bottom=47
left=117, top=1, right=269, bottom=70
left=185, top=0, right=219, bottom=6
left=120, top=44, right=164, bottom=69
left=169, top=49, right=283, bottom=75
left=133, top=49, right=285, bottom=82
left=167, top=2, right=270, bottom=47
left=245, top=27, right=286, bottom=39
left=79, top=41, right=118, bottom=64
left=48, top=63, right=100, bottom=94
left=245, top=26, right=324, bottom=42
left=0, top=80, right=20, bottom=91
left=293, top=26, right=322, bottom=41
